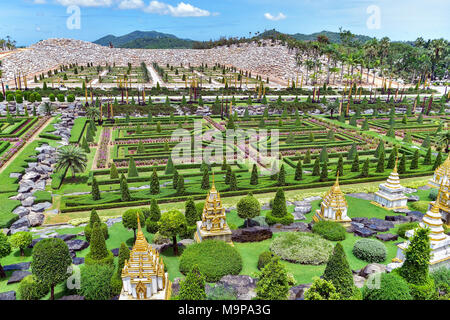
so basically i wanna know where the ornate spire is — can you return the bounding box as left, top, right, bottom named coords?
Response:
left=393, top=155, right=399, bottom=174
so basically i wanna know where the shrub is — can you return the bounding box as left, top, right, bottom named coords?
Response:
left=362, top=273, right=412, bottom=300
left=79, top=264, right=114, bottom=300
left=428, top=189, right=438, bottom=201
left=179, top=240, right=243, bottom=282
left=146, top=218, right=159, bottom=234
left=410, top=201, right=429, bottom=212
left=152, top=232, right=169, bottom=245
left=178, top=265, right=206, bottom=300
left=84, top=210, right=109, bottom=242
left=323, top=242, right=357, bottom=299
left=352, top=239, right=387, bottom=263
left=265, top=212, right=294, bottom=226
left=406, top=276, right=437, bottom=300
left=85, top=222, right=114, bottom=266
left=397, top=222, right=419, bottom=239
left=18, top=275, right=50, bottom=300
left=304, top=277, right=341, bottom=300
left=258, top=251, right=276, bottom=270
left=430, top=268, right=450, bottom=297
left=312, top=221, right=346, bottom=241
left=270, top=232, right=333, bottom=265
left=256, top=256, right=290, bottom=300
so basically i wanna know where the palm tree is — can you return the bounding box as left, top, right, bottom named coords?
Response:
left=86, top=107, right=100, bottom=121
left=436, top=130, right=450, bottom=153
left=55, top=145, right=87, bottom=179
left=40, top=102, right=53, bottom=116
left=429, top=38, right=447, bottom=80
left=326, top=99, right=340, bottom=119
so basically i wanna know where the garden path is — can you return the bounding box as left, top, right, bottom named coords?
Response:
left=0, top=116, right=52, bottom=175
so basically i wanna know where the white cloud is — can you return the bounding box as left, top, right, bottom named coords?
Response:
left=264, top=12, right=286, bottom=21
left=118, top=0, right=144, bottom=9
left=55, top=0, right=114, bottom=7
left=143, top=1, right=211, bottom=17
left=33, top=0, right=47, bottom=4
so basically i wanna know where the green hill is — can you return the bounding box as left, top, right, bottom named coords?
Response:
left=93, top=30, right=194, bottom=49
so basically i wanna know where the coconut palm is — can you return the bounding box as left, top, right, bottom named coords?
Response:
left=55, top=145, right=87, bottom=179
left=86, top=107, right=100, bottom=121
left=39, top=102, right=53, bottom=116
left=436, top=130, right=450, bottom=153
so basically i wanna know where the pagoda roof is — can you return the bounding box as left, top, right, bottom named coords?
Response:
left=322, top=174, right=348, bottom=208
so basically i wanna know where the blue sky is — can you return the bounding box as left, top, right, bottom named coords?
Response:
left=1, top=0, right=449, bottom=46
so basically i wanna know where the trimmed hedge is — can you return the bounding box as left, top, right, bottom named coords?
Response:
left=312, top=221, right=346, bottom=241
left=60, top=171, right=435, bottom=213
left=179, top=240, right=243, bottom=282
left=352, top=239, right=387, bottom=263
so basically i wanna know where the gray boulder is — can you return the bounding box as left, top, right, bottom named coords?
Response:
left=58, top=295, right=85, bottom=300
left=12, top=206, right=30, bottom=217
left=354, top=227, right=377, bottom=238
left=22, top=197, right=35, bottom=207
left=7, top=270, right=32, bottom=284
left=3, top=262, right=31, bottom=271
left=31, top=202, right=52, bottom=212
left=376, top=233, right=398, bottom=242
left=232, top=227, right=273, bottom=243
left=66, top=239, right=89, bottom=251
left=353, top=275, right=366, bottom=288
left=407, top=195, right=420, bottom=202
left=27, top=213, right=45, bottom=227
left=54, top=234, right=77, bottom=242
left=217, top=275, right=257, bottom=300
left=10, top=217, right=30, bottom=230
left=72, top=257, right=85, bottom=265
left=288, top=284, right=312, bottom=300
left=0, top=291, right=16, bottom=300
left=359, top=263, right=387, bottom=278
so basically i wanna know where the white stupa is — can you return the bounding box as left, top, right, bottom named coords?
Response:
left=373, top=159, right=408, bottom=210
left=389, top=182, right=450, bottom=271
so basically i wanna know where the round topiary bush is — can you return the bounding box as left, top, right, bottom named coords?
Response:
left=397, top=222, right=419, bottom=239
left=18, top=275, right=50, bottom=300
left=179, top=240, right=243, bottom=282
left=258, top=251, right=277, bottom=270
left=312, top=220, right=346, bottom=241
left=270, top=232, right=333, bottom=265
left=352, top=239, right=387, bottom=263
left=362, top=273, right=412, bottom=300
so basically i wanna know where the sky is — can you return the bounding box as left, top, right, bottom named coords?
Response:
left=1, top=0, right=449, bottom=46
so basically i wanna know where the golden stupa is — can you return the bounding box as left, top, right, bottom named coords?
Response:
left=428, top=153, right=450, bottom=226
left=120, top=214, right=172, bottom=300
left=313, top=174, right=352, bottom=225
left=428, top=153, right=450, bottom=188
left=373, top=158, right=408, bottom=210
left=194, top=173, right=233, bottom=245
left=392, top=182, right=450, bottom=270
